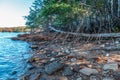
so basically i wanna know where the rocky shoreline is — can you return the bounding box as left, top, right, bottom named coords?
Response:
left=12, top=32, right=120, bottom=80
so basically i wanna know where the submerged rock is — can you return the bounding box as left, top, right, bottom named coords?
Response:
left=19, top=75, right=29, bottom=80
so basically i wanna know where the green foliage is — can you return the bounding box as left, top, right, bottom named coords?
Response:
left=112, top=26, right=120, bottom=32
left=40, top=3, right=72, bottom=16
left=86, top=0, right=104, bottom=9
left=39, top=1, right=92, bottom=31
left=25, top=0, right=119, bottom=33
left=25, top=0, right=42, bottom=28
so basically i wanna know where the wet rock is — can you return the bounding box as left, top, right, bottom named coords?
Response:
left=62, top=67, right=73, bottom=76
left=30, top=45, right=38, bottom=49
left=29, top=73, right=40, bottom=80
left=103, top=63, right=118, bottom=71
left=45, top=62, right=64, bottom=74
left=79, top=68, right=98, bottom=76
left=27, top=57, right=35, bottom=63
left=19, top=75, right=29, bottom=80
left=11, top=37, right=20, bottom=40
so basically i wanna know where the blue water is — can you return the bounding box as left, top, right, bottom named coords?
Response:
left=0, top=32, right=31, bottom=80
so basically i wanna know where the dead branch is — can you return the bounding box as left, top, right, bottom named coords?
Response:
left=48, top=26, right=120, bottom=38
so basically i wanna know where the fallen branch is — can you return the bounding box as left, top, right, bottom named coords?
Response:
left=48, top=26, right=120, bottom=38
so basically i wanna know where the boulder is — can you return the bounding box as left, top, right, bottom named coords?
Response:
left=62, top=67, right=73, bottom=76
left=45, top=62, right=64, bottom=74
left=103, top=63, right=118, bottom=71
left=79, top=67, right=98, bottom=76
left=76, top=77, right=82, bottom=80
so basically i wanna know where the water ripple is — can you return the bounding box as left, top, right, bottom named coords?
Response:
left=0, top=32, right=31, bottom=80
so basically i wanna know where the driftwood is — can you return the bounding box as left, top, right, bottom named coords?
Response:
left=86, top=46, right=120, bottom=51
left=48, top=26, right=120, bottom=38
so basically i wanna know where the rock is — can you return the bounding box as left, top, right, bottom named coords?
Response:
left=50, top=58, right=55, bottom=61
left=11, top=71, right=17, bottom=75
left=29, top=73, right=40, bottom=80
left=39, top=77, right=47, bottom=80
left=90, top=76, right=100, bottom=80
left=62, top=67, right=73, bottom=76
left=11, top=37, right=20, bottom=40
left=64, top=49, right=71, bottom=54
left=30, top=45, right=38, bottom=49
left=27, top=57, right=35, bottom=63
left=39, top=74, right=49, bottom=80
left=31, top=35, right=50, bottom=41
left=58, top=76, right=68, bottom=80
left=79, top=68, right=98, bottom=76
left=106, top=53, right=110, bottom=57
left=100, top=44, right=105, bottom=48
left=39, top=75, right=68, bottom=80
left=19, top=75, right=29, bottom=80
left=27, top=65, right=35, bottom=70
left=73, top=64, right=80, bottom=72
left=103, top=63, right=118, bottom=71
left=71, top=58, right=77, bottom=62
left=76, top=77, right=82, bottom=80
left=45, top=62, right=64, bottom=74
left=113, top=72, right=120, bottom=80
left=102, top=77, right=114, bottom=80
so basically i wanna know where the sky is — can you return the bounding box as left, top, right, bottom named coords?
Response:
left=0, top=0, right=34, bottom=27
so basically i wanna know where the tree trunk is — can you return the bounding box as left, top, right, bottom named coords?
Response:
left=48, top=26, right=120, bottom=38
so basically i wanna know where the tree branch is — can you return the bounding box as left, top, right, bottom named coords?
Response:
left=48, top=26, right=120, bottom=38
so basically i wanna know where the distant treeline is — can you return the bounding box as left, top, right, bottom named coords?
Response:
left=0, top=26, right=30, bottom=32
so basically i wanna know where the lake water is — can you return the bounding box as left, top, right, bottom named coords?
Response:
left=0, top=32, right=31, bottom=80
